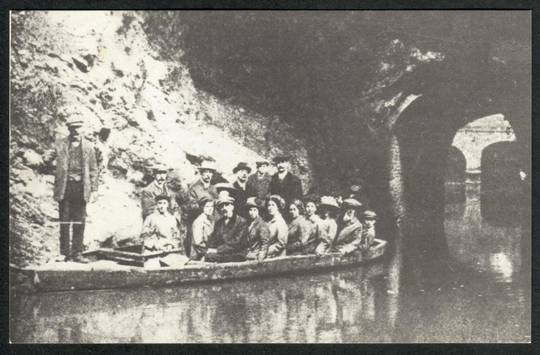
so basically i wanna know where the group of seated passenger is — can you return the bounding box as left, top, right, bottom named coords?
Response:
left=140, top=190, right=377, bottom=263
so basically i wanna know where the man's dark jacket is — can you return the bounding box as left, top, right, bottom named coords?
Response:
left=269, top=172, right=303, bottom=204
left=54, top=137, right=98, bottom=202
left=208, top=213, right=248, bottom=256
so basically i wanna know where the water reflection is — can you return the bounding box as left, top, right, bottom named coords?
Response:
left=444, top=183, right=524, bottom=282
left=10, top=184, right=529, bottom=343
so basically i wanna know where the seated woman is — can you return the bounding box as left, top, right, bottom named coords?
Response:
left=285, top=199, right=312, bottom=255
left=205, top=196, right=248, bottom=262
left=245, top=197, right=271, bottom=261
left=140, top=194, right=180, bottom=252
left=315, top=196, right=339, bottom=255
left=303, top=196, right=325, bottom=254
left=265, top=195, right=289, bottom=258
left=332, top=198, right=363, bottom=255
left=190, top=197, right=215, bottom=260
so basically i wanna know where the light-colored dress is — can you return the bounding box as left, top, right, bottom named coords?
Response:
left=191, top=213, right=214, bottom=259
left=315, top=218, right=338, bottom=255
left=140, top=211, right=179, bottom=251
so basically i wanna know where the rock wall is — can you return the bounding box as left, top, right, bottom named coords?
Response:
left=10, top=11, right=312, bottom=266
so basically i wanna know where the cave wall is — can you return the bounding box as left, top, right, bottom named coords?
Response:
left=9, top=11, right=312, bottom=266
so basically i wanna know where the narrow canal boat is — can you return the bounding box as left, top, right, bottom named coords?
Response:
left=11, top=239, right=387, bottom=293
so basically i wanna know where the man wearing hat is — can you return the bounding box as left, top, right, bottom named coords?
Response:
left=186, top=160, right=218, bottom=217
left=232, top=162, right=251, bottom=217
left=246, top=159, right=272, bottom=200
left=141, top=164, right=180, bottom=222
left=205, top=196, right=248, bottom=263
left=140, top=194, right=180, bottom=252
left=53, top=116, right=99, bottom=263
left=361, top=210, right=377, bottom=250
left=245, top=197, right=271, bottom=261
left=333, top=198, right=364, bottom=255
left=269, top=156, right=303, bottom=206
left=184, top=160, right=219, bottom=255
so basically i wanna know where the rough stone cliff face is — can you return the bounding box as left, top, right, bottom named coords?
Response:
left=10, top=11, right=312, bottom=266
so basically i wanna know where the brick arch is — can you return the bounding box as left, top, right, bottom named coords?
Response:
left=451, top=114, right=516, bottom=174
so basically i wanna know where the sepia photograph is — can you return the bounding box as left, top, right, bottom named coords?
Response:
left=8, top=10, right=531, bottom=343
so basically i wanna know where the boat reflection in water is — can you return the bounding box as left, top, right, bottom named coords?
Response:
left=10, top=184, right=529, bottom=343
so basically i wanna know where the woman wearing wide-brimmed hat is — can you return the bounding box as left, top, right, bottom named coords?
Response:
left=265, top=194, right=288, bottom=258
left=315, top=196, right=340, bottom=255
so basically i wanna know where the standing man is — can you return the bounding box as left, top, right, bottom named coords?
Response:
left=186, top=160, right=218, bottom=218
left=184, top=160, right=218, bottom=256
left=231, top=162, right=251, bottom=217
left=269, top=156, right=303, bottom=206
left=141, top=164, right=180, bottom=223
left=246, top=159, right=271, bottom=200
left=53, top=116, right=98, bottom=263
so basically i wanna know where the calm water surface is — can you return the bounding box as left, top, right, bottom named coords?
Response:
left=10, top=184, right=530, bottom=343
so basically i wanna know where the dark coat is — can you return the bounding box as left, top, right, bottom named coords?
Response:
left=208, top=213, right=248, bottom=256
left=185, top=179, right=218, bottom=221
left=232, top=181, right=248, bottom=217
left=269, top=172, right=303, bottom=204
left=246, top=173, right=271, bottom=200
left=54, top=137, right=98, bottom=202
left=333, top=217, right=363, bottom=254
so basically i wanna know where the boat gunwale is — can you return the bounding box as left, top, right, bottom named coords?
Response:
left=20, top=239, right=387, bottom=273
left=10, top=239, right=388, bottom=293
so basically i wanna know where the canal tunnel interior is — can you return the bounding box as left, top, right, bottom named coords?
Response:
left=393, top=88, right=529, bottom=286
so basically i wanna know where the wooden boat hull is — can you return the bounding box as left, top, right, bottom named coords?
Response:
left=11, top=239, right=387, bottom=293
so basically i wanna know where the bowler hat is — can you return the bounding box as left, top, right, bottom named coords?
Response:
left=216, top=195, right=235, bottom=207
left=342, top=198, right=363, bottom=209
left=256, top=160, right=270, bottom=168
left=272, top=156, right=291, bottom=164
left=198, top=160, right=216, bottom=172
left=233, top=162, right=251, bottom=174
left=245, top=197, right=263, bottom=210
left=154, top=194, right=170, bottom=203
left=320, top=196, right=339, bottom=209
